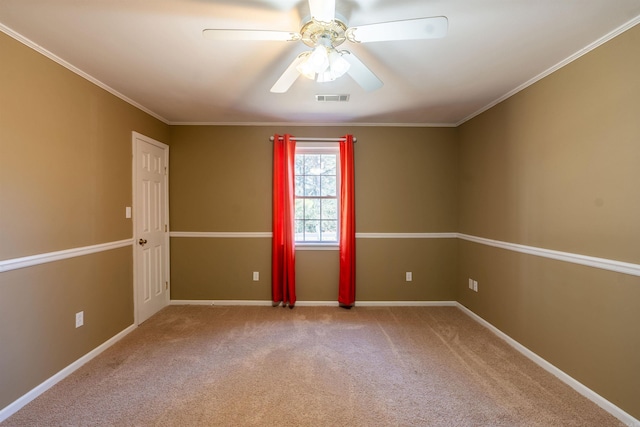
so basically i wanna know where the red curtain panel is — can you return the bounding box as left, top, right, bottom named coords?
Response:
left=338, top=134, right=356, bottom=307
left=272, top=134, right=297, bottom=307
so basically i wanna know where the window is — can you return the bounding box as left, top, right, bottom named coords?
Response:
left=294, top=144, right=339, bottom=243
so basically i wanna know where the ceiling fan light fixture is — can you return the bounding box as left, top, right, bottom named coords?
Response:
left=309, top=45, right=330, bottom=71
left=316, top=70, right=335, bottom=83
left=301, top=47, right=351, bottom=82
left=328, top=49, right=350, bottom=76
left=296, top=52, right=316, bottom=79
left=318, top=49, right=351, bottom=82
left=297, top=44, right=330, bottom=79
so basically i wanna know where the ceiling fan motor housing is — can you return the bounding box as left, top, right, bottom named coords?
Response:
left=300, top=18, right=347, bottom=48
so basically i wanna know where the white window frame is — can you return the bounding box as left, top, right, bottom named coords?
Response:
left=294, top=142, right=340, bottom=251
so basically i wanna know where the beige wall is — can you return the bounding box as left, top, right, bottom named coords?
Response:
left=0, top=32, right=169, bottom=409
left=0, top=249, right=134, bottom=406
left=457, top=24, right=640, bottom=418
left=169, top=125, right=459, bottom=302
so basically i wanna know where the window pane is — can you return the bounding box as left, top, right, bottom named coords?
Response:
left=304, top=199, right=320, bottom=220
left=322, top=199, right=337, bottom=219
left=320, top=176, right=337, bottom=197
left=304, top=176, right=320, bottom=196
left=295, top=220, right=305, bottom=241
left=295, top=176, right=304, bottom=197
left=305, top=220, right=320, bottom=241
left=295, top=199, right=304, bottom=220
left=295, top=154, right=304, bottom=175
left=321, top=155, right=337, bottom=175
left=321, top=220, right=337, bottom=242
left=304, top=155, right=321, bottom=174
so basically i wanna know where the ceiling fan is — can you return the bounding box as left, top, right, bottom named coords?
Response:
left=203, top=0, right=448, bottom=93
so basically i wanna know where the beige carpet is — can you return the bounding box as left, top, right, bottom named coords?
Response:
left=2, top=305, right=624, bottom=426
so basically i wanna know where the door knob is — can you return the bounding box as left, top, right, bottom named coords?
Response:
left=138, top=238, right=148, bottom=246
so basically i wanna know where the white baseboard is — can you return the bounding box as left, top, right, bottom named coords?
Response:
left=170, top=300, right=458, bottom=307
left=0, top=324, right=137, bottom=423
left=169, top=299, right=272, bottom=306
left=456, top=303, right=640, bottom=427
left=355, top=300, right=457, bottom=307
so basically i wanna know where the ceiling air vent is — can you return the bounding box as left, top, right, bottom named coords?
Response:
left=315, top=94, right=350, bottom=102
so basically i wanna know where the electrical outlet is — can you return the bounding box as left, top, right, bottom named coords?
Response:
left=252, top=271, right=259, bottom=281
left=75, top=311, right=84, bottom=328
left=405, top=272, right=412, bottom=282
left=473, top=280, right=478, bottom=292
left=469, top=278, right=474, bottom=289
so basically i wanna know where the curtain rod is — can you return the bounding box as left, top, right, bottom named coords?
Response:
left=269, top=136, right=357, bottom=143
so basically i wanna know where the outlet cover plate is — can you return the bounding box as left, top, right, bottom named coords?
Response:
left=75, top=311, right=84, bottom=328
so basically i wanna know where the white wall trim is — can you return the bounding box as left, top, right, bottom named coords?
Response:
left=169, top=231, right=458, bottom=239
left=0, top=239, right=133, bottom=273
left=355, top=300, right=457, bottom=307
left=2, top=233, right=634, bottom=278
left=168, top=231, right=640, bottom=277
left=296, top=244, right=339, bottom=251
left=170, top=300, right=271, bottom=306
left=356, top=232, right=457, bottom=239
left=456, top=303, right=640, bottom=427
left=169, top=300, right=341, bottom=307
left=170, top=232, right=273, bottom=238
left=458, top=233, right=640, bottom=277
left=170, top=300, right=458, bottom=307
left=0, top=324, right=137, bottom=423
left=167, top=121, right=458, bottom=127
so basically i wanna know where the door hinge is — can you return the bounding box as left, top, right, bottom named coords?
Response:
left=164, top=166, right=168, bottom=175
left=165, top=224, right=168, bottom=232
left=165, top=281, right=169, bottom=290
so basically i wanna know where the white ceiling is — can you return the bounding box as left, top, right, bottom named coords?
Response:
left=1, top=0, right=639, bottom=126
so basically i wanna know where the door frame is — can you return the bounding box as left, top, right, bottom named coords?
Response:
left=132, top=131, right=170, bottom=325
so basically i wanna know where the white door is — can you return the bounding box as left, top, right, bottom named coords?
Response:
left=133, top=132, right=169, bottom=324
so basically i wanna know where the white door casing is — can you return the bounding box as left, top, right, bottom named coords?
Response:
left=133, top=132, right=169, bottom=324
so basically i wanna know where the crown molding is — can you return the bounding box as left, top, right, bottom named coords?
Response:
left=0, top=24, right=170, bottom=125
left=165, top=121, right=458, bottom=128
left=455, top=15, right=640, bottom=127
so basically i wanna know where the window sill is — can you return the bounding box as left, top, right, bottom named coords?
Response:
left=295, top=243, right=339, bottom=251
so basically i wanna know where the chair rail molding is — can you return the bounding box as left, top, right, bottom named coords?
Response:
left=0, top=239, right=134, bottom=273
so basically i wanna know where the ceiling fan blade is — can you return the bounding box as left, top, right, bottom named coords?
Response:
left=203, top=29, right=299, bottom=42
left=342, top=51, right=383, bottom=92
left=308, top=0, right=335, bottom=23
left=347, top=16, right=448, bottom=43
left=270, top=54, right=308, bottom=93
